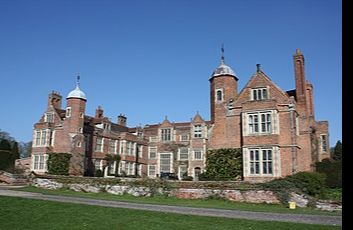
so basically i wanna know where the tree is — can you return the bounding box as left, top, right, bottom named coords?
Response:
left=331, top=140, right=342, bottom=161
left=0, top=139, right=13, bottom=171
left=11, top=141, right=20, bottom=161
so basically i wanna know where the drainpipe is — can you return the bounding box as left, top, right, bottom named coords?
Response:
left=289, top=103, right=297, bottom=174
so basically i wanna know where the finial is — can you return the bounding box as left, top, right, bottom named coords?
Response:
left=221, top=43, right=225, bottom=64
left=76, top=73, right=80, bottom=87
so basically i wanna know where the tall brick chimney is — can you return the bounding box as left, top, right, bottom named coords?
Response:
left=48, top=91, right=62, bottom=110
left=95, top=106, right=104, bottom=119
left=117, top=114, right=127, bottom=126
left=293, top=48, right=307, bottom=106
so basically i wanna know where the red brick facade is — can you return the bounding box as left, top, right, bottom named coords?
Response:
left=31, top=49, right=329, bottom=182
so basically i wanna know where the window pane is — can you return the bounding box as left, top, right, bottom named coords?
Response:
left=263, top=89, right=268, bottom=99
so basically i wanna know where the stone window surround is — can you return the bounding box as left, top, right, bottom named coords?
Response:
left=242, top=110, right=279, bottom=136
left=250, top=87, right=269, bottom=101
left=32, top=153, right=48, bottom=172
left=242, top=146, right=281, bottom=178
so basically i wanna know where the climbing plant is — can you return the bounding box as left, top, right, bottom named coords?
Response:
left=47, top=153, right=72, bottom=175
left=200, top=148, right=242, bottom=181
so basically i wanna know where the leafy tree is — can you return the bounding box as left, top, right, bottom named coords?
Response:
left=0, top=139, right=12, bottom=151
left=11, top=141, right=20, bottom=161
left=331, top=140, right=342, bottom=161
left=0, top=139, right=13, bottom=171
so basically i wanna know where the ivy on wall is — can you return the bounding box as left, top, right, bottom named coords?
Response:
left=200, top=148, right=242, bottom=181
left=47, top=153, right=72, bottom=175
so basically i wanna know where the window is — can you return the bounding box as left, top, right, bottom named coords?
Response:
left=193, top=125, right=202, bottom=138
left=34, top=129, right=50, bottom=147
left=193, top=149, right=203, bottom=160
left=148, top=147, right=157, bottom=159
left=126, top=141, right=134, bottom=155
left=179, top=148, right=189, bottom=160
left=33, top=154, right=47, bottom=171
left=80, top=113, right=84, bottom=118
left=180, top=134, right=189, bottom=141
left=148, top=165, right=156, bottom=177
left=321, top=135, right=328, bottom=152
left=77, top=142, right=81, bottom=147
left=179, top=165, right=188, bottom=180
left=249, top=149, right=273, bottom=175
left=251, top=88, right=268, bottom=101
left=149, top=136, right=158, bottom=142
left=137, top=145, right=143, bottom=158
left=45, top=113, right=54, bottom=123
left=95, top=137, right=103, bottom=152
left=94, top=159, right=102, bottom=171
left=78, top=127, right=83, bottom=133
left=216, top=89, right=223, bottom=102
left=161, top=128, right=171, bottom=141
left=160, top=153, right=172, bottom=173
left=65, top=107, right=72, bottom=117
left=248, top=112, right=272, bottom=134
left=109, top=140, right=116, bottom=154
left=103, top=123, right=111, bottom=131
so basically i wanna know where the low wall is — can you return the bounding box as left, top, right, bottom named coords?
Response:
left=0, top=170, right=29, bottom=185
left=30, top=177, right=342, bottom=212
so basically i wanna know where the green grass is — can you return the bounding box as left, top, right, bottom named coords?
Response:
left=13, top=186, right=341, bottom=216
left=0, top=196, right=341, bottom=230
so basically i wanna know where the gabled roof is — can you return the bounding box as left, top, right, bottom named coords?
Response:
left=234, top=70, right=291, bottom=106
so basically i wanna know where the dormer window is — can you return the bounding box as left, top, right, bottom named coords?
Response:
left=193, top=125, right=202, bottom=138
left=161, top=128, right=172, bottom=141
left=45, top=113, right=54, bottom=123
left=103, top=123, right=111, bottom=131
left=251, top=88, right=268, bottom=101
left=216, top=89, right=223, bottom=102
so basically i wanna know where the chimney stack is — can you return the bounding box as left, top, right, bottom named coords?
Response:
left=117, top=114, right=127, bottom=126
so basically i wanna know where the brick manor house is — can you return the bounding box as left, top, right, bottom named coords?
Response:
left=31, top=49, right=329, bottom=181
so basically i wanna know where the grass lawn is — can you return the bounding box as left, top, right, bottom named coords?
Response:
left=13, top=186, right=341, bottom=216
left=0, top=196, right=341, bottom=230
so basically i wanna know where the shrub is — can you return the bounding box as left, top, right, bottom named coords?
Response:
left=263, top=172, right=327, bottom=204
left=203, top=148, right=242, bottom=181
left=182, top=176, right=193, bottom=181
left=47, top=153, right=72, bottom=175
left=286, top=172, right=327, bottom=197
left=316, top=159, right=342, bottom=188
left=95, top=170, right=103, bottom=177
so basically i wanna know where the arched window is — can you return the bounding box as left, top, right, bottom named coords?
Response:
left=216, top=90, right=223, bottom=102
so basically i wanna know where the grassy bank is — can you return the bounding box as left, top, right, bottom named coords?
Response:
left=0, top=196, right=341, bottom=230
left=13, top=186, right=341, bottom=216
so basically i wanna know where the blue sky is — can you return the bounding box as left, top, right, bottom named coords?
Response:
left=0, top=0, right=341, bottom=146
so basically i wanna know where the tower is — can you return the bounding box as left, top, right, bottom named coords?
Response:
left=65, top=75, right=87, bottom=175
left=209, top=46, right=238, bottom=123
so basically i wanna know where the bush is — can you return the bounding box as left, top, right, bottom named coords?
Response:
left=286, top=172, right=327, bottom=196
left=182, top=176, right=193, bottom=181
left=95, top=170, right=103, bottom=177
left=263, top=172, right=327, bottom=204
left=47, top=153, right=72, bottom=175
left=203, top=148, right=242, bottom=181
left=316, top=159, right=342, bottom=188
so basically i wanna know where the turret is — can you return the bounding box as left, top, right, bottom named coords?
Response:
left=209, top=45, right=238, bottom=123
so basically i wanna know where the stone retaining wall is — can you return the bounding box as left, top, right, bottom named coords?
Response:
left=31, top=178, right=341, bottom=212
